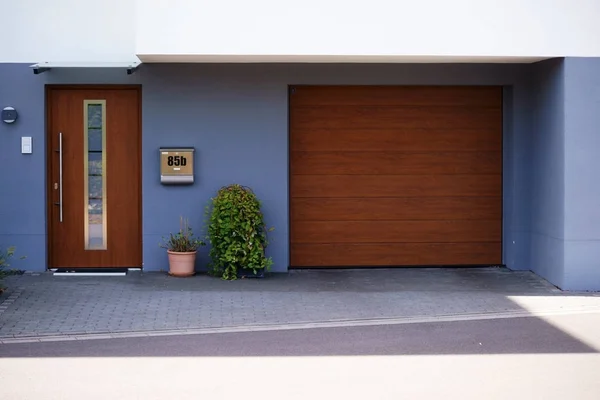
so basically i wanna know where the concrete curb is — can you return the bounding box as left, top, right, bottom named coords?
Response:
left=2, top=306, right=599, bottom=344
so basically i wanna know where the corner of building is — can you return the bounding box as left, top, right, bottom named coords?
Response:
left=561, top=56, right=600, bottom=291
left=0, top=63, right=48, bottom=272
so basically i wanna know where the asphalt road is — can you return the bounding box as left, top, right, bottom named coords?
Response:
left=1, top=313, right=599, bottom=399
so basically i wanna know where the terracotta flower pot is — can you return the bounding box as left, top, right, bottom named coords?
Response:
left=167, top=250, right=197, bottom=277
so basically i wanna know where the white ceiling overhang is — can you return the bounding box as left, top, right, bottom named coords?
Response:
left=136, top=54, right=550, bottom=64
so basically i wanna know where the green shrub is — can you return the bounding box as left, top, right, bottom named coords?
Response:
left=207, top=184, right=273, bottom=280
left=0, top=246, right=16, bottom=270
left=1, top=246, right=24, bottom=292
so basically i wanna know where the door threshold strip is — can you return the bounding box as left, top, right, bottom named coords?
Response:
left=53, top=272, right=127, bottom=276
left=52, top=268, right=128, bottom=276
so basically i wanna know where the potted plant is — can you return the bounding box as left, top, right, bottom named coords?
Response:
left=206, top=184, right=273, bottom=280
left=160, top=217, right=205, bottom=277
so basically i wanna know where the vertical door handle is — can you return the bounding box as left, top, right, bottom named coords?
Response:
left=59, top=132, right=63, bottom=222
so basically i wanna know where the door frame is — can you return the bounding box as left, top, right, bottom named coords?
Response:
left=45, top=84, right=143, bottom=269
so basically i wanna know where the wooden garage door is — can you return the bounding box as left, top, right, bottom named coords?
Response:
left=289, top=86, right=502, bottom=267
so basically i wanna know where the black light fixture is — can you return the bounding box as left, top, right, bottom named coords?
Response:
left=1, top=107, right=18, bottom=124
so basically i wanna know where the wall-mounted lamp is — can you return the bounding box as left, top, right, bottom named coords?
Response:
left=1, top=107, right=18, bottom=124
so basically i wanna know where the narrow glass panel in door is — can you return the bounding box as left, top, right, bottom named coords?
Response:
left=84, top=101, right=107, bottom=250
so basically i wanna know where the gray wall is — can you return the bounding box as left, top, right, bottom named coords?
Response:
left=562, top=58, right=600, bottom=290
left=140, top=65, right=289, bottom=271
left=0, top=65, right=47, bottom=269
left=529, top=59, right=566, bottom=288
left=0, top=62, right=534, bottom=276
left=525, top=57, right=600, bottom=291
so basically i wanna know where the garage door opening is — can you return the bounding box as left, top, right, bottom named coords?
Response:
left=289, top=86, right=502, bottom=268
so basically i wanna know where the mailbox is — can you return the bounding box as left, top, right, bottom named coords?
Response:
left=160, top=147, right=195, bottom=184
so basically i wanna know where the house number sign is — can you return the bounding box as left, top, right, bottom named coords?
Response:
left=159, top=147, right=195, bottom=184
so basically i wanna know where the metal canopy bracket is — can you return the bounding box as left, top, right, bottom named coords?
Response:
left=127, top=64, right=140, bottom=75
left=33, top=67, right=51, bottom=75
left=29, top=61, right=142, bottom=75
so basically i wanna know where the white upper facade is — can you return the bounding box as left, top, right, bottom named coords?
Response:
left=2, top=0, right=600, bottom=64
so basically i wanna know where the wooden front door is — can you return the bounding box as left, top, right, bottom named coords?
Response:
left=47, top=87, right=142, bottom=268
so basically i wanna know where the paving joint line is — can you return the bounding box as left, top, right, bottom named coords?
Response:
left=2, top=306, right=600, bottom=344
left=0, top=287, right=24, bottom=318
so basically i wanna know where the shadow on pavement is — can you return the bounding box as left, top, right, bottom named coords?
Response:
left=1, top=313, right=598, bottom=357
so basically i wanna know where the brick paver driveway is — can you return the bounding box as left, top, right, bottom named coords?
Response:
left=1, top=268, right=599, bottom=342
